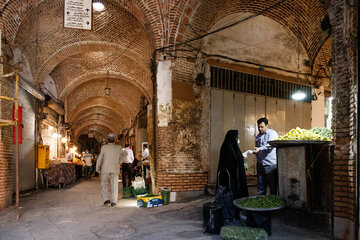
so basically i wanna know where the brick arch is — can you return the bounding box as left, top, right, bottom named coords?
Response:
left=38, top=41, right=150, bottom=85
left=67, top=97, right=131, bottom=127
left=73, top=114, right=124, bottom=131
left=77, top=131, right=107, bottom=144
left=66, top=78, right=142, bottom=118
left=125, top=0, right=202, bottom=48
left=70, top=106, right=124, bottom=127
left=312, top=37, right=332, bottom=79
left=2, top=0, right=156, bottom=47
left=86, top=131, right=107, bottom=143
left=59, top=70, right=151, bottom=102
left=207, top=0, right=328, bottom=62
left=74, top=124, right=114, bottom=142
left=202, top=12, right=309, bottom=73
left=73, top=119, right=119, bottom=140
left=170, top=0, right=202, bottom=44
left=9, top=0, right=154, bottom=86
left=73, top=116, right=123, bottom=134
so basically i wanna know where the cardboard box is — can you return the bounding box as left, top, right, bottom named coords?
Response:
left=137, top=195, right=163, bottom=208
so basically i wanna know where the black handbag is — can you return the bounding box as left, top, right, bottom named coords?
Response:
left=215, top=169, right=235, bottom=221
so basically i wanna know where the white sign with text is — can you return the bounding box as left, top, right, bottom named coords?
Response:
left=64, top=0, right=92, bottom=30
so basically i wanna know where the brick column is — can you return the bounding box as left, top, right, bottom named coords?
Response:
left=155, top=57, right=209, bottom=196
left=0, top=76, right=14, bottom=210
left=328, top=0, right=358, bottom=239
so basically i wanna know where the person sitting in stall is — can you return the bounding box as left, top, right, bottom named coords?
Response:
left=132, top=157, right=142, bottom=177
left=65, top=148, right=73, bottom=162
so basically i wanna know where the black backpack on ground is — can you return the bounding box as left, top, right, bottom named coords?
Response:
left=215, top=169, right=235, bottom=221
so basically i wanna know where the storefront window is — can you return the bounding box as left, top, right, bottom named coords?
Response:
left=41, top=124, right=58, bottom=160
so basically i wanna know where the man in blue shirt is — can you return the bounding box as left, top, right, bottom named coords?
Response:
left=253, top=117, right=278, bottom=195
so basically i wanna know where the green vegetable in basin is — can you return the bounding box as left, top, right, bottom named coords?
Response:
left=235, top=195, right=285, bottom=209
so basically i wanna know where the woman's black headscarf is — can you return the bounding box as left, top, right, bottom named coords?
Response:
left=216, top=130, right=248, bottom=199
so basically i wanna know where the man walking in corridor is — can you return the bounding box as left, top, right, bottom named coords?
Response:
left=96, top=133, right=126, bottom=207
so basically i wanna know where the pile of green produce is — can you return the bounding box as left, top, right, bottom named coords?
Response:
left=220, top=226, right=268, bottom=240
left=235, top=195, right=285, bottom=209
left=133, top=188, right=147, bottom=196
left=277, top=127, right=331, bottom=141
left=310, top=127, right=332, bottom=139
left=144, top=193, right=156, bottom=197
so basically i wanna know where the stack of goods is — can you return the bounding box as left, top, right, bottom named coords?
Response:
left=50, top=158, right=62, bottom=165
left=133, top=188, right=147, bottom=199
left=123, top=187, right=134, bottom=199
left=132, top=176, right=146, bottom=189
left=277, top=127, right=331, bottom=141
left=131, top=177, right=147, bottom=198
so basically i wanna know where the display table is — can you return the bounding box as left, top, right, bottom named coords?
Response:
left=234, top=196, right=284, bottom=235
left=75, top=164, right=83, bottom=179
left=44, top=163, right=76, bottom=187
left=269, top=140, right=333, bottom=233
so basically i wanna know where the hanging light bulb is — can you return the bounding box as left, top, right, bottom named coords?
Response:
left=105, top=70, right=111, bottom=96
left=292, top=16, right=306, bottom=101
left=93, top=1, right=105, bottom=12
left=61, top=137, right=67, bottom=143
left=292, top=89, right=306, bottom=100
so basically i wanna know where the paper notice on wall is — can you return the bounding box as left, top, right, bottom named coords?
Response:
left=64, top=0, right=92, bottom=30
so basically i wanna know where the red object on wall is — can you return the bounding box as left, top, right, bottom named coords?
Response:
left=13, top=106, right=22, bottom=144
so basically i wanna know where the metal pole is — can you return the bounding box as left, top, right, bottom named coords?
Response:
left=14, top=71, right=19, bottom=220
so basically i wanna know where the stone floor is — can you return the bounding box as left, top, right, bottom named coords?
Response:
left=0, top=177, right=334, bottom=240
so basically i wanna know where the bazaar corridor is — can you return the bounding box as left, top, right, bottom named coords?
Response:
left=0, top=179, right=330, bottom=240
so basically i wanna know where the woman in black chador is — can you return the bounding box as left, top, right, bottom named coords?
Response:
left=217, top=130, right=248, bottom=199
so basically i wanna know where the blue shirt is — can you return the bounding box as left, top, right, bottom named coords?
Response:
left=255, top=128, right=278, bottom=166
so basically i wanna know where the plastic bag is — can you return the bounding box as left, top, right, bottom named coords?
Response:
left=132, top=176, right=145, bottom=189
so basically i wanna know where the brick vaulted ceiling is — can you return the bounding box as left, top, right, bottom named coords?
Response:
left=0, top=0, right=330, bottom=139
left=1, top=0, right=154, bottom=139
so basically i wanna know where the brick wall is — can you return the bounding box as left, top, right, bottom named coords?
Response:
left=157, top=173, right=208, bottom=192
left=329, top=0, right=358, bottom=221
left=0, top=76, right=14, bottom=210
left=328, top=0, right=358, bottom=238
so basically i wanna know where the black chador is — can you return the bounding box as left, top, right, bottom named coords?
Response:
left=217, top=130, right=248, bottom=199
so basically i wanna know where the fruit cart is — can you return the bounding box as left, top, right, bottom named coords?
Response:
left=269, top=139, right=334, bottom=233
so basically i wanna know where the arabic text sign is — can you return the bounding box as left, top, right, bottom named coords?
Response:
left=64, top=0, right=92, bottom=30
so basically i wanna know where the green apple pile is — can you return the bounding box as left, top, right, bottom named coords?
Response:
left=277, top=127, right=331, bottom=141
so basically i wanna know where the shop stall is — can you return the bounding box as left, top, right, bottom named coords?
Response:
left=44, top=162, right=76, bottom=188
left=269, top=127, right=333, bottom=233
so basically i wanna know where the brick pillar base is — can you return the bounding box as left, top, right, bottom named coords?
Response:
left=157, top=172, right=208, bottom=192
